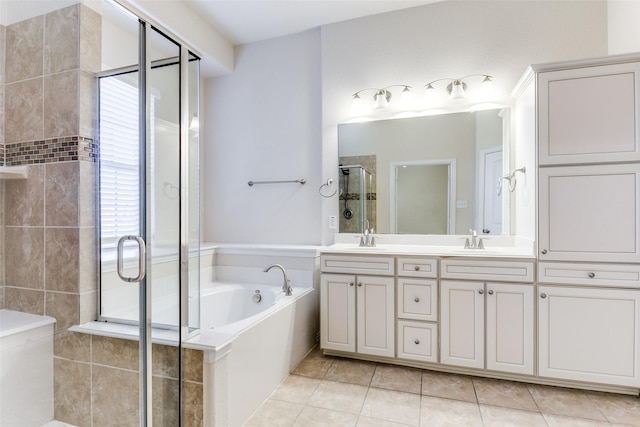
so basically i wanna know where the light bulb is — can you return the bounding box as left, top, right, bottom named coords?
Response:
left=351, top=94, right=364, bottom=115
left=481, top=75, right=494, bottom=95
left=449, top=80, right=466, bottom=100
left=423, top=84, right=437, bottom=105
left=374, top=90, right=390, bottom=109
left=399, top=86, right=413, bottom=110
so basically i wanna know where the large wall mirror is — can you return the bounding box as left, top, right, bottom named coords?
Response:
left=337, top=108, right=509, bottom=235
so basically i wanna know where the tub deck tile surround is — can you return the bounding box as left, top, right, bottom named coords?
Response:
left=245, top=347, right=640, bottom=426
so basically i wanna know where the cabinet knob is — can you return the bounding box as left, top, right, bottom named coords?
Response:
left=414, top=266, right=420, bottom=271
left=541, top=249, right=548, bottom=254
left=588, top=272, right=596, bottom=279
left=349, top=282, right=354, bottom=287
left=414, top=297, right=420, bottom=303
left=357, top=283, right=363, bottom=287
left=414, top=339, right=420, bottom=345
left=488, top=290, right=494, bottom=295
left=478, top=289, right=484, bottom=295
left=540, top=293, right=547, bottom=299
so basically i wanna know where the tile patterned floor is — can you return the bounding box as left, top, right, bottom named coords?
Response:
left=244, top=346, right=640, bottom=426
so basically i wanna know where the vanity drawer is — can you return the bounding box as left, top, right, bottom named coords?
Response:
left=397, top=278, right=437, bottom=321
left=397, top=257, right=438, bottom=278
left=440, top=259, right=534, bottom=283
left=320, top=255, right=395, bottom=276
left=538, top=262, right=640, bottom=288
left=397, top=320, right=438, bottom=363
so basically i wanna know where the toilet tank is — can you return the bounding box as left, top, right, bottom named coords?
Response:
left=0, top=309, right=56, bottom=427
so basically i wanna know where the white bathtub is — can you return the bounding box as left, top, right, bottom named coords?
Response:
left=199, top=283, right=285, bottom=332
left=0, top=309, right=56, bottom=427
left=189, top=282, right=318, bottom=427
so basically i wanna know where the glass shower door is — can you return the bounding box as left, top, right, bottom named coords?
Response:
left=98, top=1, right=200, bottom=424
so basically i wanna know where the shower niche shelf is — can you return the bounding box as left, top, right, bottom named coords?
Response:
left=0, top=166, right=28, bottom=180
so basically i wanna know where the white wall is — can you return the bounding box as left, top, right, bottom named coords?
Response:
left=608, top=1, right=640, bottom=55
left=204, top=0, right=610, bottom=245
left=203, top=29, right=322, bottom=244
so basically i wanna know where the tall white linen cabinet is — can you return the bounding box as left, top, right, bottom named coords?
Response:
left=513, top=53, right=640, bottom=388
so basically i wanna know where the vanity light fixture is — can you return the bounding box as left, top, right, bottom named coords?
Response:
left=423, top=74, right=494, bottom=104
left=350, top=85, right=413, bottom=114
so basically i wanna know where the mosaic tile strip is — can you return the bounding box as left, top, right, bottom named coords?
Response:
left=0, top=145, right=5, bottom=166
left=5, top=136, right=97, bottom=165
left=339, top=192, right=377, bottom=201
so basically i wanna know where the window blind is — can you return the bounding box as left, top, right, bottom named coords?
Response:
left=99, top=77, right=140, bottom=251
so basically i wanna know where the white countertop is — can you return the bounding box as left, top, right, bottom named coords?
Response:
left=320, top=244, right=535, bottom=259
left=322, top=234, right=536, bottom=259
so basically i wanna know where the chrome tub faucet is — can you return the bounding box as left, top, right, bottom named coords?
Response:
left=264, top=263, right=293, bottom=296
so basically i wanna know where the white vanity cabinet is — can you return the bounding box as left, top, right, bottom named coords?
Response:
left=320, top=255, right=395, bottom=358
left=396, top=257, right=438, bottom=363
left=440, top=259, right=535, bottom=375
left=538, top=285, right=640, bottom=387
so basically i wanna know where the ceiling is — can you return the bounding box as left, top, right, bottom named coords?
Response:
left=181, top=0, right=442, bottom=45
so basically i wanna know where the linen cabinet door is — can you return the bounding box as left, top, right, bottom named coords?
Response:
left=320, top=274, right=356, bottom=353
left=485, top=283, right=534, bottom=375
left=538, top=286, right=640, bottom=387
left=538, top=62, right=640, bottom=165
left=440, top=280, right=484, bottom=369
left=356, top=275, right=395, bottom=357
left=538, top=164, right=640, bottom=262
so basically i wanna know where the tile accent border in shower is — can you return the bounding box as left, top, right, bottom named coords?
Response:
left=5, top=136, right=97, bottom=165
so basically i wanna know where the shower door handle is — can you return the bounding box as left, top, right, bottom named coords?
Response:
left=117, top=235, right=147, bottom=282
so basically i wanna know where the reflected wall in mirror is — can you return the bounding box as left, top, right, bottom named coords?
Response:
left=338, top=109, right=507, bottom=235
left=391, top=160, right=455, bottom=234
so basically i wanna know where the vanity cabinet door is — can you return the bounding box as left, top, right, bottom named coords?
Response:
left=538, top=163, right=640, bottom=262
left=538, top=286, right=640, bottom=387
left=440, top=280, right=484, bottom=369
left=538, top=62, right=640, bottom=165
left=321, top=273, right=394, bottom=357
left=320, top=274, right=356, bottom=353
left=441, top=280, right=534, bottom=374
left=356, top=275, right=395, bottom=357
left=485, top=283, right=534, bottom=375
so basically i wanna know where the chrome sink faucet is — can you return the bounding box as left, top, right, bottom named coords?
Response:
left=264, top=263, right=293, bottom=296
left=359, top=226, right=376, bottom=247
left=464, top=229, right=485, bottom=249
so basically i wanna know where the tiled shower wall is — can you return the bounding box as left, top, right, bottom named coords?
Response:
left=1, top=5, right=203, bottom=426
left=338, top=155, right=377, bottom=233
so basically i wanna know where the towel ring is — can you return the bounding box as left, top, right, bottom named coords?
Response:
left=319, top=178, right=337, bottom=198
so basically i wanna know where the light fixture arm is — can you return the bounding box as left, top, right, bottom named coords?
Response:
left=352, top=87, right=384, bottom=97
left=424, top=78, right=457, bottom=88
left=352, top=84, right=412, bottom=98
left=455, top=74, right=492, bottom=81
left=424, top=74, right=492, bottom=88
